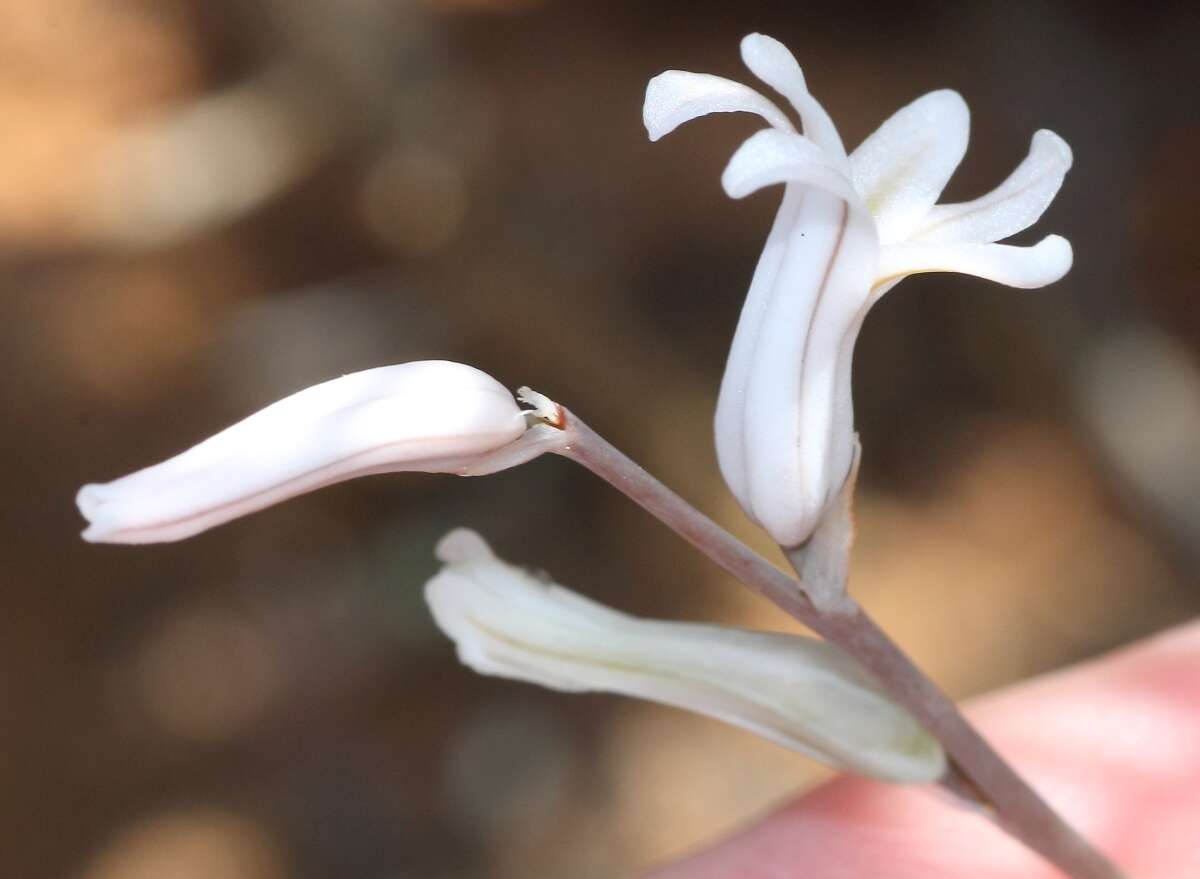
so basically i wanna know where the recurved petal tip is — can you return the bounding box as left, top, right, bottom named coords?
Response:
left=721, top=128, right=858, bottom=202
left=740, top=33, right=808, bottom=93
left=76, top=484, right=111, bottom=543
left=1034, top=128, right=1073, bottom=169
left=643, top=70, right=794, bottom=142
left=738, top=33, right=847, bottom=162
left=876, top=234, right=1073, bottom=290
left=435, top=527, right=495, bottom=564
left=913, top=128, right=1074, bottom=245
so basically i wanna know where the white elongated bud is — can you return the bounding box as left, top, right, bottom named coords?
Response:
left=425, top=529, right=946, bottom=784
left=77, top=361, right=529, bottom=544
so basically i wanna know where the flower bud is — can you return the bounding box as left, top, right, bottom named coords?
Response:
left=426, top=528, right=946, bottom=783
left=77, top=361, right=528, bottom=543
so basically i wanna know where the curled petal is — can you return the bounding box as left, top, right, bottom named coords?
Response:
left=875, top=234, right=1073, bottom=290
left=912, top=129, right=1074, bottom=244
left=77, top=361, right=529, bottom=544
left=721, top=129, right=859, bottom=203
left=849, top=90, right=969, bottom=244
left=643, top=70, right=794, bottom=142
left=739, top=33, right=848, bottom=164
left=426, top=529, right=946, bottom=783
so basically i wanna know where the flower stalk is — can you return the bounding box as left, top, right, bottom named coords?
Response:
left=549, top=403, right=1126, bottom=879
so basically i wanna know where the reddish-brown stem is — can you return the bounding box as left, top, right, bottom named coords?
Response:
left=553, top=409, right=1127, bottom=879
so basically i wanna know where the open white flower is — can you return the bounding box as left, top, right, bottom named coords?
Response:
left=77, top=361, right=538, bottom=544
left=425, top=528, right=946, bottom=783
left=645, top=34, right=1074, bottom=552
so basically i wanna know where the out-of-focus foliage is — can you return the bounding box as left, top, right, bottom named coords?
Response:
left=3, top=2, right=1197, bottom=877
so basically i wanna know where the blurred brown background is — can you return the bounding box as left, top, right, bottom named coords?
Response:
left=4, top=1, right=1198, bottom=877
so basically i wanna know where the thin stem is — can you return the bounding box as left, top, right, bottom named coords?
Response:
left=553, top=408, right=1126, bottom=879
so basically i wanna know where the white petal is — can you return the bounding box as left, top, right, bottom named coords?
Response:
left=77, top=361, right=528, bottom=544
left=643, top=70, right=794, bottom=142
left=740, top=34, right=848, bottom=164
left=713, top=186, right=805, bottom=506
left=875, top=234, right=1073, bottom=289
left=912, top=129, right=1073, bottom=244
left=721, top=129, right=859, bottom=204
left=849, top=90, right=969, bottom=244
left=715, top=187, right=878, bottom=548
left=426, top=529, right=946, bottom=783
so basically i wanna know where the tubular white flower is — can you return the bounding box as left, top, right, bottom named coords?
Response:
left=77, top=361, right=532, bottom=544
left=645, top=33, right=1074, bottom=551
left=425, top=528, right=946, bottom=783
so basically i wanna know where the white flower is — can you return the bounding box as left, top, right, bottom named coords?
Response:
left=425, top=528, right=946, bottom=783
left=645, top=34, right=1074, bottom=550
left=77, top=361, right=534, bottom=544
